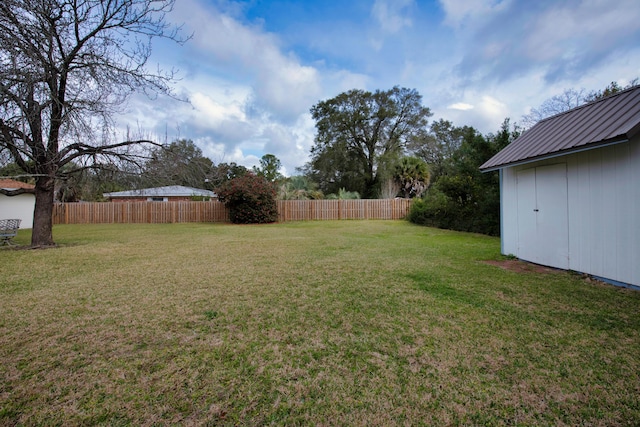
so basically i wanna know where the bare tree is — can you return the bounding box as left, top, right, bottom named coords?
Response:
left=520, top=88, right=587, bottom=128
left=380, top=178, right=400, bottom=199
left=142, top=139, right=214, bottom=188
left=521, top=80, right=639, bottom=128
left=0, top=0, right=187, bottom=246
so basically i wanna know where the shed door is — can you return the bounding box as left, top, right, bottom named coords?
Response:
left=516, top=164, right=569, bottom=269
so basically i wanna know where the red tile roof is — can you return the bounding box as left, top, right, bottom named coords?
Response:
left=0, top=179, right=35, bottom=189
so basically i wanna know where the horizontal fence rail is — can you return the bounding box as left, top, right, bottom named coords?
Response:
left=52, top=199, right=412, bottom=225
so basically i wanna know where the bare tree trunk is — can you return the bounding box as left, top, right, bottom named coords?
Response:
left=32, top=177, right=56, bottom=246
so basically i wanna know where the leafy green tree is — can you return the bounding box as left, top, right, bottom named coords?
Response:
left=143, top=139, right=213, bottom=188
left=409, top=119, right=519, bottom=236
left=207, top=162, right=249, bottom=189
left=216, top=173, right=278, bottom=224
left=301, top=142, right=367, bottom=197
left=0, top=162, right=35, bottom=184
left=585, top=81, right=623, bottom=102
left=308, top=87, right=432, bottom=198
left=253, top=154, right=283, bottom=183
left=410, top=119, right=466, bottom=181
left=0, top=0, right=186, bottom=245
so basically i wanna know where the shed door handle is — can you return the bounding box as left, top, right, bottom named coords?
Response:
left=533, top=209, right=539, bottom=212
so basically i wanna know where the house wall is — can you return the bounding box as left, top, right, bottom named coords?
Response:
left=0, top=193, right=35, bottom=229
left=501, top=135, right=640, bottom=287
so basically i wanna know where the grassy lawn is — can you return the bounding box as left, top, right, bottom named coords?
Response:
left=1, top=221, right=639, bottom=426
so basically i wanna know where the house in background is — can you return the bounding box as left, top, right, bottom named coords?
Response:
left=481, top=86, right=640, bottom=289
left=0, top=179, right=35, bottom=229
left=103, top=185, right=216, bottom=202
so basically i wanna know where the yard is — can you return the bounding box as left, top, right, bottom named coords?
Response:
left=1, top=221, right=639, bottom=426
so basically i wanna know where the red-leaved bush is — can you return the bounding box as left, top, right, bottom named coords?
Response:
left=216, top=173, right=278, bottom=224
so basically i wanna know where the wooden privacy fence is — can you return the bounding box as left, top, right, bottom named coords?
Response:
left=52, top=201, right=229, bottom=224
left=277, top=199, right=412, bottom=221
left=52, top=199, right=412, bottom=224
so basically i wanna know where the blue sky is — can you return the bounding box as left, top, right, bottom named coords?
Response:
left=120, top=0, right=640, bottom=176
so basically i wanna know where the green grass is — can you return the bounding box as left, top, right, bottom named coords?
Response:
left=1, top=221, right=639, bottom=426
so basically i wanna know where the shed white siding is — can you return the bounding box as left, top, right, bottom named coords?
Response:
left=500, top=135, right=640, bottom=287
left=0, top=193, right=35, bottom=229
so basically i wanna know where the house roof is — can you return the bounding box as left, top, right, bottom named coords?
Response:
left=103, top=185, right=216, bottom=199
left=480, top=85, right=640, bottom=171
left=0, top=179, right=35, bottom=196
left=0, top=179, right=35, bottom=190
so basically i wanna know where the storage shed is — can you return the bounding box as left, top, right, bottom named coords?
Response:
left=0, top=179, right=36, bottom=229
left=481, top=86, right=640, bottom=288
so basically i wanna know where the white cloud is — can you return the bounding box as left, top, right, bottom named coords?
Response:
left=525, top=0, right=640, bottom=62
left=478, top=95, right=508, bottom=121
left=170, top=0, right=321, bottom=122
left=135, top=0, right=334, bottom=174
left=258, top=119, right=314, bottom=176
left=195, top=137, right=236, bottom=164
left=372, top=0, right=415, bottom=33
left=322, top=69, right=372, bottom=95
left=190, top=92, right=246, bottom=126
left=448, top=102, right=474, bottom=111
left=252, top=55, right=321, bottom=122
left=434, top=90, right=511, bottom=134
left=445, top=0, right=640, bottom=85
left=166, top=81, right=257, bottom=146
left=439, top=0, right=509, bottom=27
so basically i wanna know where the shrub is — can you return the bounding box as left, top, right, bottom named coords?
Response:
left=325, top=188, right=360, bottom=200
left=408, top=180, right=501, bottom=236
left=216, top=173, right=278, bottom=224
left=408, top=189, right=451, bottom=228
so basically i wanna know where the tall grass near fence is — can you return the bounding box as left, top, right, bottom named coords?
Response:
left=52, top=199, right=412, bottom=224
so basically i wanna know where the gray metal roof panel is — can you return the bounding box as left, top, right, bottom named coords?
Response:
left=103, top=185, right=216, bottom=198
left=481, top=85, right=640, bottom=171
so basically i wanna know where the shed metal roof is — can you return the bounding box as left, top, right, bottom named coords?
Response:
left=103, top=185, right=216, bottom=198
left=480, top=85, right=640, bottom=171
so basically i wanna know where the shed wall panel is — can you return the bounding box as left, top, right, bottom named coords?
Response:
left=585, top=151, right=605, bottom=276
left=500, top=135, right=640, bottom=287
left=500, top=168, right=518, bottom=256
left=613, top=143, right=632, bottom=282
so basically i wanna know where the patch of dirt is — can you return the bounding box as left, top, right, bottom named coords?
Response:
left=483, top=259, right=562, bottom=274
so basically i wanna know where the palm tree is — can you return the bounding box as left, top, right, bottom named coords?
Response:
left=395, top=157, right=430, bottom=198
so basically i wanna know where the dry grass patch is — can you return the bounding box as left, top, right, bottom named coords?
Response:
left=1, top=221, right=639, bottom=425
